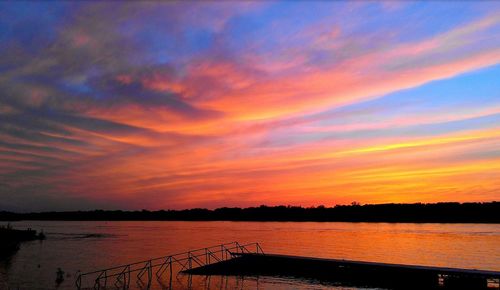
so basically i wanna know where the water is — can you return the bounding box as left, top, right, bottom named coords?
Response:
left=1, top=221, right=499, bottom=289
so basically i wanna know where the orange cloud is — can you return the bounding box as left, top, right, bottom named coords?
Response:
left=1, top=4, right=499, bottom=210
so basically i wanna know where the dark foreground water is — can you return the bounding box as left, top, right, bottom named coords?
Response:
left=1, top=221, right=499, bottom=289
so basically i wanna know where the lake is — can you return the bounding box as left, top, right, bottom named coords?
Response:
left=1, top=221, right=499, bottom=289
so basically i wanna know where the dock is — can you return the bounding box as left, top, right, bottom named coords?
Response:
left=186, top=252, right=500, bottom=289
left=75, top=242, right=263, bottom=289
left=76, top=242, right=500, bottom=289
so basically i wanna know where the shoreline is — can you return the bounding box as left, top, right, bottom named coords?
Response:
left=2, top=202, right=499, bottom=223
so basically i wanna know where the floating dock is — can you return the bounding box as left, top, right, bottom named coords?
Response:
left=185, top=252, right=500, bottom=290
left=76, top=242, right=500, bottom=289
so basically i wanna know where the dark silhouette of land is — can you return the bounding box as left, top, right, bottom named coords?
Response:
left=0, top=224, right=45, bottom=259
left=1, top=202, right=498, bottom=223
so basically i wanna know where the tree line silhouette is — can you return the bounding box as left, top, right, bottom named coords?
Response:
left=1, top=202, right=498, bottom=223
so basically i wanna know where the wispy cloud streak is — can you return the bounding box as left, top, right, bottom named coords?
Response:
left=0, top=2, right=499, bottom=211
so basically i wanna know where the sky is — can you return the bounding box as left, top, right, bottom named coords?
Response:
left=0, top=2, right=499, bottom=212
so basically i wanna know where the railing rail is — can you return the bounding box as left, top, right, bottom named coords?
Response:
left=76, top=241, right=264, bottom=289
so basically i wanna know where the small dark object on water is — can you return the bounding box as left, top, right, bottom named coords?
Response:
left=56, top=267, right=65, bottom=284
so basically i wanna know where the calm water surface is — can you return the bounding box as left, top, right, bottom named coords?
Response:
left=1, top=221, right=499, bottom=289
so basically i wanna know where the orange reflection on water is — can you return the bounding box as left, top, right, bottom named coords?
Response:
left=2, top=221, right=499, bottom=290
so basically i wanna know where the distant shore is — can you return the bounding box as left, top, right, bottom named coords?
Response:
left=1, top=202, right=499, bottom=223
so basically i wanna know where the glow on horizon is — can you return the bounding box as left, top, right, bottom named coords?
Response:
left=0, top=2, right=499, bottom=211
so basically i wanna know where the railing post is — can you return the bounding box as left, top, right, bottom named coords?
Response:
left=169, top=256, right=173, bottom=277
left=235, top=241, right=240, bottom=254
left=256, top=243, right=264, bottom=254
left=148, top=260, right=152, bottom=286
left=76, top=274, right=81, bottom=289
left=127, top=265, right=131, bottom=288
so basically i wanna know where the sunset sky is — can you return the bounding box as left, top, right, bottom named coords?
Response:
left=1, top=2, right=499, bottom=211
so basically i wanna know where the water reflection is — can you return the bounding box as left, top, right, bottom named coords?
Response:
left=75, top=273, right=368, bottom=290
left=1, top=221, right=498, bottom=289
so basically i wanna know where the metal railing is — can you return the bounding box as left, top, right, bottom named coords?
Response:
left=76, top=241, right=264, bottom=289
